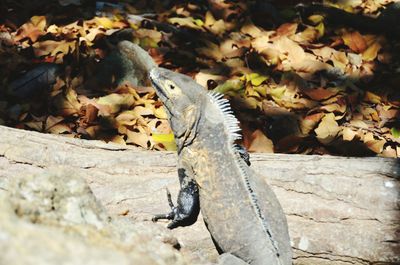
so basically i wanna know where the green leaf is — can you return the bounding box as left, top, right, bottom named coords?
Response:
left=391, top=127, right=400, bottom=138
left=244, top=73, right=268, bottom=86
left=214, top=79, right=244, bottom=94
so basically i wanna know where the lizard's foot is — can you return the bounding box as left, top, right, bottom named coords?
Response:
left=152, top=186, right=199, bottom=229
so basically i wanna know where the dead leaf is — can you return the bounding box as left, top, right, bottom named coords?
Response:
left=342, top=127, right=358, bottom=141
left=276, top=23, right=297, bottom=37
left=96, top=93, right=134, bottom=115
left=301, top=113, right=324, bottom=135
left=303, top=87, right=339, bottom=101
left=315, top=113, right=341, bottom=144
left=245, top=129, right=274, bottom=153
left=14, top=16, right=46, bottom=42
left=54, top=88, right=82, bottom=116
left=362, top=42, right=382, bottom=61
left=364, top=91, right=381, bottom=104
left=363, top=132, right=385, bottom=153
left=32, top=40, right=75, bottom=57
left=126, top=130, right=151, bottom=149
left=342, top=31, right=367, bottom=53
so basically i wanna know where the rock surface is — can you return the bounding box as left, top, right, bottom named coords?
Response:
left=0, top=168, right=192, bottom=265
left=0, top=125, right=399, bottom=264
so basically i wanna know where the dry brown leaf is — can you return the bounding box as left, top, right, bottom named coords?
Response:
left=126, top=130, right=151, bottom=149
left=110, top=135, right=126, bottom=145
left=276, top=23, right=298, bottom=37
left=315, top=113, right=341, bottom=144
left=32, top=40, right=75, bottom=57
left=96, top=93, right=134, bottom=115
left=342, top=127, right=358, bottom=141
left=196, top=41, right=223, bottom=61
left=364, top=91, right=381, bottom=104
left=195, top=71, right=225, bottom=88
left=362, top=41, right=382, bottom=61
left=301, top=113, right=324, bottom=135
left=342, top=31, right=367, bottom=53
left=246, top=129, right=274, bottom=153
left=303, top=87, right=339, bottom=101
left=54, top=88, right=82, bottom=116
left=47, top=123, right=72, bottom=134
left=241, top=22, right=262, bottom=38
left=14, top=16, right=46, bottom=42
left=363, top=132, right=385, bottom=153
left=45, top=115, right=64, bottom=131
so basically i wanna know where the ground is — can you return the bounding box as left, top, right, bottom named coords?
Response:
left=0, top=0, right=399, bottom=157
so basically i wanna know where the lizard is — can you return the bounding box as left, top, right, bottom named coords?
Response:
left=149, top=67, right=292, bottom=265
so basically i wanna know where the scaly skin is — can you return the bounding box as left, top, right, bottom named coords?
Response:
left=150, top=67, right=292, bottom=265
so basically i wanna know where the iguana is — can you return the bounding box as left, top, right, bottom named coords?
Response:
left=149, top=67, right=292, bottom=265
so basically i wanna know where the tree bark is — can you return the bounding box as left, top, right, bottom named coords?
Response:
left=0, top=125, right=398, bottom=265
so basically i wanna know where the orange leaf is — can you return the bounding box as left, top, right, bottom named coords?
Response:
left=303, top=87, right=339, bottom=101
left=246, top=129, right=274, bottom=153
left=276, top=23, right=298, bottom=37
left=342, top=31, right=367, bottom=53
left=14, top=16, right=46, bottom=42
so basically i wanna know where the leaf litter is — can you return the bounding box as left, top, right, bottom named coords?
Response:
left=0, top=0, right=399, bottom=157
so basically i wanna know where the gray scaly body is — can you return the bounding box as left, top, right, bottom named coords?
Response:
left=150, top=67, right=292, bottom=265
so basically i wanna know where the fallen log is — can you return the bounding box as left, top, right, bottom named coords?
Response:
left=0, top=125, right=398, bottom=264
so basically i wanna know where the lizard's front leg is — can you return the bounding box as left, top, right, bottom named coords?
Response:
left=152, top=168, right=200, bottom=229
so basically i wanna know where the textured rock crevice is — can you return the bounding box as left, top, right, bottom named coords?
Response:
left=0, top=168, right=192, bottom=265
left=0, top=125, right=399, bottom=264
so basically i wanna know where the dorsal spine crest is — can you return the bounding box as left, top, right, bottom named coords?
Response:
left=207, top=91, right=242, bottom=145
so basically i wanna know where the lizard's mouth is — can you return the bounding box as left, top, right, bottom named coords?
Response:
left=150, top=79, right=168, bottom=100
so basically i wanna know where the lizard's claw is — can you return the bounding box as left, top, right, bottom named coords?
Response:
left=152, top=188, right=176, bottom=223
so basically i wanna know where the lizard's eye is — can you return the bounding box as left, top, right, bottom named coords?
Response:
left=169, top=84, right=175, bottom=90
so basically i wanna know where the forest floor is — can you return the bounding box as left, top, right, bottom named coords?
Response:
left=0, top=0, right=399, bottom=157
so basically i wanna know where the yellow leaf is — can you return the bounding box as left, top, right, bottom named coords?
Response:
left=269, top=86, right=286, bottom=100
left=308, top=15, right=324, bottom=24
left=31, top=16, right=46, bottom=31
left=152, top=133, right=177, bottom=151
left=315, top=22, right=324, bottom=37
left=246, top=73, right=268, bottom=86
left=168, top=17, right=202, bottom=30
left=205, top=11, right=216, bottom=26
left=315, top=113, right=340, bottom=144
left=364, top=91, right=381, bottom=104
left=194, top=19, right=204, bottom=26
left=154, top=106, right=168, bottom=119
left=362, top=42, right=382, bottom=61
left=95, top=17, right=114, bottom=29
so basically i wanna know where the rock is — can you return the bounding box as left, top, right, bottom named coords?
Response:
left=0, top=168, right=188, bottom=265
left=85, top=41, right=156, bottom=90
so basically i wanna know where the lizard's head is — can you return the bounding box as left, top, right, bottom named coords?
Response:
left=149, top=67, right=204, bottom=116
left=149, top=67, right=206, bottom=142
